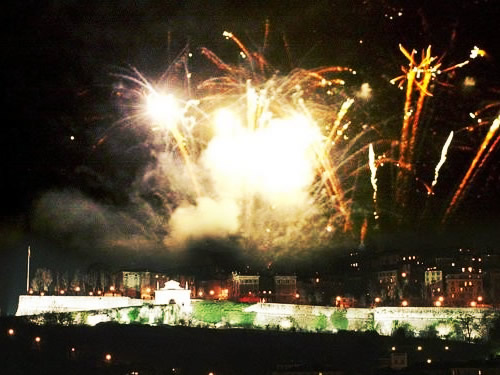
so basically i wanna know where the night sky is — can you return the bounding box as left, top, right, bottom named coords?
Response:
left=1, top=0, right=500, bottom=314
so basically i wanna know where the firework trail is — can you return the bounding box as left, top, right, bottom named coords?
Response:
left=368, top=143, right=378, bottom=219
left=390, top=45, right=485, bottom=221
left=443, top=114, right=500, bottom=223
left=431, top=131, right=454, bottom=190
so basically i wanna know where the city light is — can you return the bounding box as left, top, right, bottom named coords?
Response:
left=427, top=358, right=432, bottom=364
left=417, top=346, right=422, bottom=351
left=35, top=336, right=41, bottom=343
left=391, top=346, right=396, bottom=351
left=105, top=353, right=112, bottom=361
left=374, top=297, right=381, bottom=303
left=434, top=301, right=441, bottom=307
left=470, top=301, right=477, bottom=307
left=110, top=286, right=115, bottom=292
left=8, top=328, right=14, bottom=336
left=75, top=286, right=80, bottom=292
left=477, top=296, right=483, bottom=302
left=401, top=300, right=408, bottom=307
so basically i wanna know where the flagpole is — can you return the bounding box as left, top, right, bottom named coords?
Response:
left=27, top=246, right=31, bottom=293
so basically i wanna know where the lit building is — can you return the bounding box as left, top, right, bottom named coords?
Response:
left=445, top=273, right=483, bottom=306
left=376, top=270, right=399, bottom=302
left=425, top=270, right=444, bottom=303
left=231, top=272, right=260, bottom=301
left=425, top=270, right=443, bottom=286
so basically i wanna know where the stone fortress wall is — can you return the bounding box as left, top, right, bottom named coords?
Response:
left=245, top=303, right=490, bottom=337
left=16, top=295, right=143, bottom=316
left=15, top=296, right=493, bottom=339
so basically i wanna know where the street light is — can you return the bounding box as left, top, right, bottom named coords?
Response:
left=402, top=300, right=408, bottom=307
left=374, top=297, right=381, bottom=303
left=8, top=329, right=14, bottom=336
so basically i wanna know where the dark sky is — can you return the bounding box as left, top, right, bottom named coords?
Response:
left=1, top=0, right=500, bottom=314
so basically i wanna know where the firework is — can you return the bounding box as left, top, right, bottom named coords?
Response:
left=110, top=30, right=492, bottom=257
left=443, top=115, right=500, bottom=222
left=390, top=45, right=485, bottom=221
left=368, top=143, right=378, bottom=219
left=115, top=32, right=372, bottom=256
left=431, top=131, right=454, bottom=190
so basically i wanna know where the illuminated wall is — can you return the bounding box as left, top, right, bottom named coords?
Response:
left=15, top=295, right=143, bottom=316
left=245, top=303, right=490, bottom=338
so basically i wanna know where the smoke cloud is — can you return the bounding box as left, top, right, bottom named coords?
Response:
left=167, top=197, right=240, bottom=245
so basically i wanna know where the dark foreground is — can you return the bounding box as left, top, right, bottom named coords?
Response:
left=0, top=317, right=496, bottom=375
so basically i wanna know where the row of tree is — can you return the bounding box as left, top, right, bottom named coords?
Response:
left=30, top=267, right=115, bottom=294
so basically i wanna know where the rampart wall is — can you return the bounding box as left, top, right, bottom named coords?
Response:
left=245, top=303, right=491, bottom=337
left=15, top=295, right=143, bottom=316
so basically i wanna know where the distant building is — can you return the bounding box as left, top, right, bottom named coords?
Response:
left=197, top=279, right=229, bottom=300
left=425, top=270, right=443, bottom=286
left=231, top=272, right=260, bottom=301
left=425, top=270, right=444, bottom=304
left=274, top=275, right=297, bottom=303
left=376, top=270, right=399, bottom=302
left=445, top=273, right=483, bottom=306
left=485, top=270, right=500, bottom=307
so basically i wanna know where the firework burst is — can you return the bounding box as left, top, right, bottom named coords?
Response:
left=113, top=31, right=375, bottom=258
